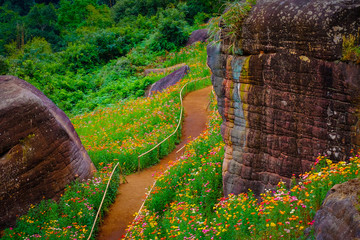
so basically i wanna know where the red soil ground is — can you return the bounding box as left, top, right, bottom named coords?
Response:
left=97, top=86, right=213, bottom=240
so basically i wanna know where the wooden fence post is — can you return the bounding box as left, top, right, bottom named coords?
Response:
left=138, top=156, right=141, bottom=172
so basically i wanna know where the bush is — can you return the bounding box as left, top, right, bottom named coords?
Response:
left=0, top=6, right=22, bottom=54
left=178, top=1, right=220, bottom=24
left=147, top=7, right=189, bottom=52
left=85, top=4, right=113, bottom=28
left=0, top=55, right=8, bottom=74
left=57, top=0, right=111, bottom=31
left=62, top=42, right=99, bottom=70
left=209, top=0, right=256, bottom=54
left=111, top=0, right=177, bottom=22
left=87, top=29, right=123, bottom=62
left=23, top=37, right=53, bottom=59
left=342, top=34, right=360, bottom=64
left=25, top=3, right=61, bottom=48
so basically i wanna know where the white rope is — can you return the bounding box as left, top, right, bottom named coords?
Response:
left=87, top=162, right=120, bottom=240
left=175, top=143, right=187, bottom=153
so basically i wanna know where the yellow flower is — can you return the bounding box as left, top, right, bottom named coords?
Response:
left=270, top=222, right=276, bottom=227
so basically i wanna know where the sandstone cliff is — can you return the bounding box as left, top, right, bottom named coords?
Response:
left=207, top=0, right=360, bottom=196
left=0, top=76, right=95, bottom=229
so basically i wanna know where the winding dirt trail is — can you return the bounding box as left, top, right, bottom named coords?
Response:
left=97, top=86, right=213, bottom=240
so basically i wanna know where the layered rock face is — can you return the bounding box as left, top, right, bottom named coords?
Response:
left=207, top=0, right=360, bottom=196
left=0, top=76, right=95, bottom=229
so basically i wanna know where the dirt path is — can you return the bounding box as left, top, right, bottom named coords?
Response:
left=97, top=86, right=213, bottom=240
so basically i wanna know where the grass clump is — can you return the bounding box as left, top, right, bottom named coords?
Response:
left=209, top=0, right=256, bottom=55
left=342, top=34, right=360, bottom=64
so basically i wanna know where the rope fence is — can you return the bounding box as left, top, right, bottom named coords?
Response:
left=86, top=77, right=210, bottom=240
left=87, top=162, right=120, bottom=240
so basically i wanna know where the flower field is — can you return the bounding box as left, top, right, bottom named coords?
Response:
left=126, top=101, right=360, bottom=239
left=2, top=42, right=211, bottom=239
left=2, top=163, right=120, bottom=239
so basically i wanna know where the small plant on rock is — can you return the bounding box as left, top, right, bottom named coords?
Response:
left=209, top=0, right=256, bottom=54
left=342, top=33, right=360, bottom=64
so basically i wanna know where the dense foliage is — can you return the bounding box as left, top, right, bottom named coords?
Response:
left=0, top=0, right=226, bottom=115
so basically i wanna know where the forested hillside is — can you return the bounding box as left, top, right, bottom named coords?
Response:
left=0, top=0, right=222, bottom=114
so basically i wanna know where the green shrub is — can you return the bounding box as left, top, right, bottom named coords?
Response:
left=111, top=0, right=177, bottom=22
left=209, top=0, right=256, bottom=54
left=180, top=0, right=221, bottom=24
left=62, top=42, right=99, bottom=70
left=147, top=7, right=189, bottom=52
left=25, top=3, right=61, bottom=49
left=87, top=29, right=123, bottom=62
left=23, top=37, right=53, bottom=58
left=85, top=4, right=113, bottom=28
left=342, top=34, right=360, bottom=64
left=0, top=55, right=9, bottom=74
left=57, top=0, right=111, bottom=31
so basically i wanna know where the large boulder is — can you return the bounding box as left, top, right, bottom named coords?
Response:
left=0, top=76, right=95, bottom=230
left=186, top=29, right=208, bottom=46
left=149, top=65, right=190, bottom=96
left=307, top=178, right=360, bottom=239
left=207, top=0, right=360, bottom=196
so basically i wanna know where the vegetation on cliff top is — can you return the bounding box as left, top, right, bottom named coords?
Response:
left=208, top=0, right=256, bottom=55
left=342, top=34, right=360, bottom=64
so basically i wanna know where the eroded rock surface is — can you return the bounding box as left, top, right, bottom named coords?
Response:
left=207, top=0, right=360, bottom=196
left=186, top=29, right=208, bottom=46
left=149, top=65, right=190, bottom=96
left=309, top=179, right=360, bottom=240
left=0, top=76, right=95, bottom=229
